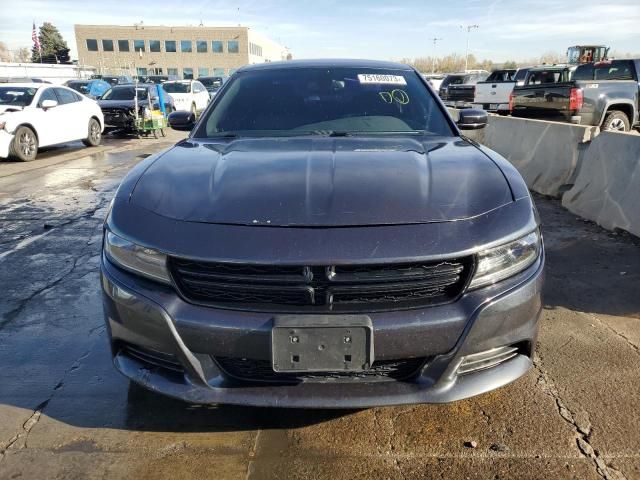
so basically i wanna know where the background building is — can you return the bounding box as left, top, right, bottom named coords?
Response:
left=74, top=24, right=289, bottom=78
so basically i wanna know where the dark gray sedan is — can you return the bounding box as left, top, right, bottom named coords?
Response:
left=101, top=59, right=543, bottom=408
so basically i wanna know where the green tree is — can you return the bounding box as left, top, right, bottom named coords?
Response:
left=31, top=22, right=71, bottom=64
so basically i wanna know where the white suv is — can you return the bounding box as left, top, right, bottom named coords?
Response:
left=162, top=80, right=210, bottom=115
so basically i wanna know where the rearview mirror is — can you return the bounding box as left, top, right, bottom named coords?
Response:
left=41, top=99, right=58, bottom=110
left=457, top=109, right=488, bottom=130
left=168, top=111, right=196, bottom=131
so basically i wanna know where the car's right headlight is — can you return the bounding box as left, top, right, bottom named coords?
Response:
left=468, top=229, right=541, bottom=290
left=103, top=230, right=171, bottom=284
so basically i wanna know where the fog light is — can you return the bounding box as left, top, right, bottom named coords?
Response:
left=457, top=346, right=519, bottom=375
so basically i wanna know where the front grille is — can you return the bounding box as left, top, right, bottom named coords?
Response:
left=169, top=257, right=473, bottom=312
left=215, top=356, right=428, bottom=383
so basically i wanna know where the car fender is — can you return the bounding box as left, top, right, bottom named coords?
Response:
left=598, top=99, right=637, bottom=126
left=0, top=110, right=30, bottom=134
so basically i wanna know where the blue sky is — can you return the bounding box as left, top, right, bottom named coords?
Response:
left=1, top=0, right=639, bottom=62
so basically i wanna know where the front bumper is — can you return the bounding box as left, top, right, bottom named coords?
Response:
left=472, top=103, right=510, bottom=112
left=171, top=102, right=191, bottom=112
left=444, top=100, right=474, bottom=109
left=101, top=247, right=544, bottom=408
left=0, top=130, right=14, bottom=159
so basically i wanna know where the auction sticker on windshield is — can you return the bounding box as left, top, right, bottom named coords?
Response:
left=358, top=74, right=407, bottom=85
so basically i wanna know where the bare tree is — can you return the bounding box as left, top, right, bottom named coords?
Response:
left=538, top=51, right=564, bottom=65
left=0, top=41, right=11, bottom=62
left=401, top=53, right=493, bottom=74
left=14, top=47, right=31, bottom=63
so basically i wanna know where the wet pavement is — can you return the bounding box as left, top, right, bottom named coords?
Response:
left=0, top=132, right=639, bottom=480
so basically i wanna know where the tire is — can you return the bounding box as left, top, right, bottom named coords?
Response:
left=82, top=118, right=102, bottom=147
left=10, top=126, right=38, bottom=161
left=191, top=103, right=197, bottom=118
left=602, top=110, right=630, bottom=132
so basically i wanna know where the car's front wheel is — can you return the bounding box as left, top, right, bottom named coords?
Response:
left=82, top=118, right=102, bottom=147
left=10, top=126, right=38, bottom=161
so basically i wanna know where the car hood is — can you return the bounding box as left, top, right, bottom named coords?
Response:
left=129, top=136, right=513, bottom=227
left=0, top=105, right=24, bottom=114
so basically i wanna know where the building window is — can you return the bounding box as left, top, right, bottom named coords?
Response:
left=227, top=40, right=239, bottom=53
left=249, top=43, right=262, bottom=56
left=149, top=40, right=161, bottom=52
left=118, top=40, right=130, bottom=52
left=183, top=68, right=194, bottom=79
left=134, top=40, right=145, bottom=52
left=102, top=39, right=114, bottom=52
left=198, top=67, right=209, bottom=77
left=213, top=68, right=225, bottom=76
left=167, top=68, right=178, bottom=77
left=86, top=39, right=98, bottom=52
left=151, top=67, right=163, bottom=74
left=165, top=40, right=176, bottom=53
left=196, top=40, right=207, bottom=53
left=137, top=67, right=148, bottom=76
left=212, top=41, right=223, bottom=53
left=181, top=40, right=192, bottom=53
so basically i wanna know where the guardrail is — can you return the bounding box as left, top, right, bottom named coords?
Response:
left=450, top=109, right=640, bottom=238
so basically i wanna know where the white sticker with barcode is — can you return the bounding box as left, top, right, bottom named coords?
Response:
left=357, top=74, right=407, bottom=85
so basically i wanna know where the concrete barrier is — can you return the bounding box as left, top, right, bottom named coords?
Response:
left=476, top=115, right=598, bottom=197
left=447, top=108, right=598, bottom=197
left=446, top=107, right=639, bottom=237
left=562, top=131, right=640, bottom=237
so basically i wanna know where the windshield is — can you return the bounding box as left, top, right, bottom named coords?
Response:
left=163, top=82, right=191, bottom=93
left=486, top=70, right=515, bottom=82
left=197, top=67, right=453, bottom=138
left=0, top=87, right=38, bottom=106
left=200, top=77, right=224, bottom=88
left=101, top=86, right=149, bottom=101
left=573, top=60, right=635, bottom=81
left=525, top=69, right=570, bottom=84
left=67, top=82, right=90, bottom=94
left=440, top=75, right=468, bottom=89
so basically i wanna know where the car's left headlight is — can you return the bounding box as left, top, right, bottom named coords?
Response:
left=103, top=230, right=171, bottom=284
left=468, top=229, right=541, bottom=290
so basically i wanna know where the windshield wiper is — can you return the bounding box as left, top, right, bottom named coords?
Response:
left=209, top=132, right=240, bottom=138
left=305, top=130, right=352, bottom=137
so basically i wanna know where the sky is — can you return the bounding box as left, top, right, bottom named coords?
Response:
left=1, top=0, right=639, bottom=62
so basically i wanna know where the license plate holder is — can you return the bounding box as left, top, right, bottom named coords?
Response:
left=272, top=315, right=373, bottom=373
left=489, top=103, right=499, bottom=110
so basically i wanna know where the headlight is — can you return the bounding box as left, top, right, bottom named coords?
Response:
left=469, top=230, right=541, bottom=290
left=0, top=121, right=5, bottom=130
left=103, top=230, right=171, bottom=284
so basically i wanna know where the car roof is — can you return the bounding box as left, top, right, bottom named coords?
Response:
left=0, top=82, right=45, bottom=88
left=237, top=58, right=413, bottom=72
left=528, top=66, right=569, bottom=71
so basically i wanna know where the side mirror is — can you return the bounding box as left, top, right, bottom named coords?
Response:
left=457, top=109, right=488, bottom=130
left=41, top=99, right=58, bottom=110
left=168, top=111, right=196, bottom=131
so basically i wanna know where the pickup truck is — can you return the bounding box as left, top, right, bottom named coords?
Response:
left=472, top=69, right=524, bottom=113
left=439, top=72, right=489, bottom=108
left=510, top=59, right=640, bottom=132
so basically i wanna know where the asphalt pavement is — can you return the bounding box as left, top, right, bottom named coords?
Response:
left=0, top=132, right=638, bottom=480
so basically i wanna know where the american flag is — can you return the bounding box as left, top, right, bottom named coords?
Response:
left=32, top=22, right=41, bottom=54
